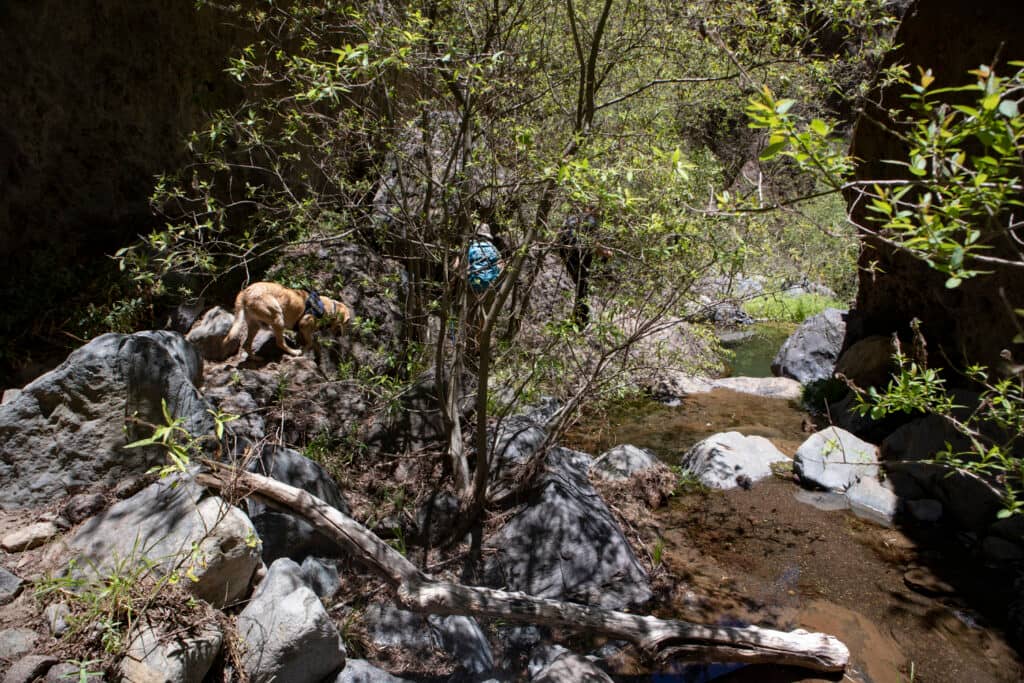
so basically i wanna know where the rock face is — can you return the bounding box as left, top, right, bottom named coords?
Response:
left=848, top=0, right=1024, bottom=374
left=0, top=1, right=246, bottom=382
left=244, top=446, right=351, bottom=564
left=771, top=308, right=846, bottom=384
left=793, top=427, right=879, bottom=492
left=186, top=307, right=238, bottom=361
left=67, top=477, right=259, bottom=608
left=591, top=444, right=658, bottom=481
left=119, top=621, right=223, bottom=683
left=237, top=558, right=344, bottom=683
left=681, top=432, right=790, bottom=490
left=0, top=331, right=213, bottom=509
left=484, top=448, right=651, bottom=609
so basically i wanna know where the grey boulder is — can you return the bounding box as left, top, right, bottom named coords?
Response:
left=334, top=659, right=415, bottom=683
left=680, top=432, right=789, bottom=490
left=794, top=427, right=879, bottom=492
left=118, top=621, right=222, bottom=683
left=771, top=308, right=846, bottom=384
left=185, top=306, right=238, bottom=361
left=0, top=331, right=213, bottom=509
left=237, top=558, right=344, bottom=683
left=591, top=445, right=658, bottom=481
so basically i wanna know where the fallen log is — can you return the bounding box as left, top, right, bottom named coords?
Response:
left=197, top=464, right=849, bottom=672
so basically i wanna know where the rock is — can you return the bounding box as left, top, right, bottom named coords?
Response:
left=793, top=489, right=850, bottom=512
left=1, top=389, right=20, bottom=405
left=486, top=404, right=568, bottom=501
left=427, top=615, right=494, bottom=674
left=833, top=335, right=894, bottom=389
left=903, top=498, right=942, bottom=523
left=0, top=628, right=38, bottom=661
left=591, top=444, right=658, bottom=481
left=2, top=655, right=58, bottom=683
left=528, top=645, right=612, bottom=683
left=771, top=308, right=846, bottom=384
left=981, top=536, right=1024, bottom=564
left=362, top=603, right=433, bottom=652
left=793, top=427, right=879, bottom=492
left=0, top=331, right=213, bottom=509
left=1, top=521, right=61, bottom=552
left=169, top=299, right=208, bottom=335
left=245, top=446, right=351, bottom=563
left=710, top=376, right=803, bottom=400
left=300, top=556, right=339, bottom=599
left=118, top=620, right=222, bottom=683
left=237, top=558, right=344, bottom=683
left=846, top=476, right=898, bottom=527
left=114, top=475, right=150, bottom=500
left=45, top=663, right=100, bottom=683
left=185, top=306, right=238, bottom=361
left=484, top=448, right=651, bottom=610
left=334, top=659, right=415, bottom=683
left=680, top=432, right=789, bottom=490
left=44, top=603, right=70, bottom=637
left=61, top=492, right=108, bottom=524
left=880, top=414, right=970, bottom=463
left=415, top=493, right=461, bottom=546
left=0, top=567, right=23, bottom=605
left=67, top=476, right=259, bottom=608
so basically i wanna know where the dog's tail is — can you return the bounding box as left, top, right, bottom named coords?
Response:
left=224, top=289, right=248, bottom=348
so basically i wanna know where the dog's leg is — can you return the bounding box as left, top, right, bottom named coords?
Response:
left=272, top=319, right=303, bottom=356
left=242, top=317, right=260, bottom=356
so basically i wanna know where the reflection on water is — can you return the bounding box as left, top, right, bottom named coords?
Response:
left=720, top=323, right=795, bottom=378
left=565, top=389, right=810, bottom=461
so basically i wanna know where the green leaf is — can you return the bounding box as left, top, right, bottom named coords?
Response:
left=998, top=99, right=1019, bottom=118
left=810, top=119, right=829, bottom=137
left=759, top=140, right=786, bottom=160
left=998, top=508, right=1014, bottom=519
left=945, top=276, right=962, bottom=288
left=775, top=99, right=796, bottom=115
left=982, top=93, right=1001, bottom=111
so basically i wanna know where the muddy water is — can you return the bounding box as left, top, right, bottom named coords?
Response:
left=566, top=389, right=1023, bottom=682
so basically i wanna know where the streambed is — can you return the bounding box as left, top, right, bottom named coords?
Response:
left=564, top=331, right=1022, bottom=682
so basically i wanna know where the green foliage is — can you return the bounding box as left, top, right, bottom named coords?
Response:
left=853, top=331, right=1024, bottom=517
left=742, top=292, right=847, bottom=323
left=750, top=63, right=1024, bottom=288
left=125, top=399, right=237, bottom=479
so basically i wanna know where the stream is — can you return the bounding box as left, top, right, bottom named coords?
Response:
left=565, top=325, right=1023, bottom=683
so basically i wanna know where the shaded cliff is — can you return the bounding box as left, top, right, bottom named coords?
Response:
left=848, top=0, right=1024, bottom=375
left=0, top=1, right=246, bottom=381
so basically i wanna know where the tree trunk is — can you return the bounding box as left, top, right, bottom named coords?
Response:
left=196, top=465, right=850, bottom=673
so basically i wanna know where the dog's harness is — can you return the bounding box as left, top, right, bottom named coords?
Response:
left=293, top=290, right=327, bottom=331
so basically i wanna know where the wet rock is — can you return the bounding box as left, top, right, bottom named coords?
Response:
left=334, top=659, right=415, bottom=683
left=67, top=476, right=259, bottom=608
left=44, top=603, right=70, bottom=637
left=428, top=615, right=494, bottom=674
left=0, top=331, right=213, bottom=509
left=245, top=445, right=351, bottom=564
left=846, top=476, right=898, bottom=527
left=680, top=432, right=789, bottom=490
left=793, top=489, right=850, bottom=512
left=591, top=444, right=658, bottom=481
left=119, top=620, right=222, bottom=683
left=484, top=448, right=651, bottom=610
left=3, top=655, right=58, bottom=683
left=186, top=306, right=237, bottom=361
left=528, top=645, right=612, bottom=683
left=1, top=521, right=61, bottom=552
left=0, top=567, right=23, bottom=605
left=237, top=558, right=344, bottom=683
left=0, top=628, right=38, bottom=661
left=771, top=308, right=846, bottom=384
left=793, top=427, right=879, bottom=492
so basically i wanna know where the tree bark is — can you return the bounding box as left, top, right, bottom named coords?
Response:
left=196, top=465, right=850, bottom=673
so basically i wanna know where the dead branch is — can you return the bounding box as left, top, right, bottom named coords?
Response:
left=196, top=464, right=849, bottom=673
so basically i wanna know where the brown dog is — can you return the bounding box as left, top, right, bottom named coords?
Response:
left=225, top=282, right=350, bottom=359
